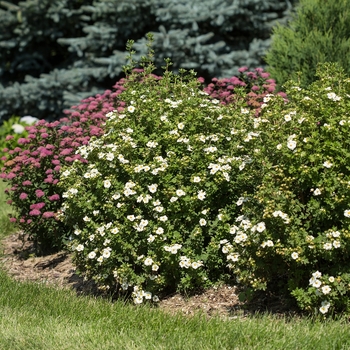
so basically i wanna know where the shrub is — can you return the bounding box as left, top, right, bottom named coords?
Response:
left=204, top=66, right=287, bottom=115
left=0, top=83, right=126, bottom=254
left=265, top=0, right=350, bottom=87
left=218, top=63, right=350, bottom=315
left=58, top=44, right=259, bottom=303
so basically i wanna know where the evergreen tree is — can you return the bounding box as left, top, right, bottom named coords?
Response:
left=265, top=0, right=350, bottom=87
left=0, top=0, right=297, bottom=122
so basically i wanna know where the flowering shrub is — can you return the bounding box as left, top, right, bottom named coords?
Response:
left=0, top=116, right=38, bottom=166
left=0, top=83, right=126, bottom=254
left=203, top=66, right=287, bottom=115
left=217, top=63, right=350, bottom=315
left=58, top=50, right=260, bottom=303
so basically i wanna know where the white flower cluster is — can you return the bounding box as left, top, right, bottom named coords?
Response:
left=308, top=271, right=333, bottom=314
left=132, top=286, right=159, bottom=304
left=272, top=210, right=290, bottom=224
left=164, top=244, right=182, bottom=254
left=179, top=256, right=203, bottom=269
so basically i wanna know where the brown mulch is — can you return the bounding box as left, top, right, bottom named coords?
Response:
left=0, top=233, right=297, bottom=319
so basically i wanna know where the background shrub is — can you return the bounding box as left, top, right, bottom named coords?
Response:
left=0, top=0, right=297, bottom=122
left=265, top=0, right=350, bottom=87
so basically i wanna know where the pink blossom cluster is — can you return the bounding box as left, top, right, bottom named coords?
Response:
left=203, top=67, right=286, bottom=115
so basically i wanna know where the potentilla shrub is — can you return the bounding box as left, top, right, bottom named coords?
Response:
left=0, top=82, right=126, bottom=254
left=217, top=63, right=350, bottom=316
left=58, top=56, right=263, bottom=303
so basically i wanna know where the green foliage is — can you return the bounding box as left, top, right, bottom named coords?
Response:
left=59, top=44, right=255, bottom=302
left=219, top=63, right=350, bottom=315
left=265, top=0, right=350, bottom=87
left=0, top=116, right=35, bottom=166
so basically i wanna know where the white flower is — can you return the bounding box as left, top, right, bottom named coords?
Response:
left=199, top=218, right=207, bottom=226
left=88, top=251, right=96, bottom=259
left=155, top=227, right=164, bottom=235
left=127, top=215, right=135, bottom=221
left=313, top=188, right=321, bottom=196
left=111, top=228, right=119, bottom=234
left=11, top=123, right=25, bottom=134
left=321, top=285, right=331, bottom=295
left=176, top=189, right=186, bottom=197
left=154, top=206, right=164, bottom=213
left=148, top=184, right=158, bottom=193
left=152, top=295, right=160, bottom=302
left=319, top=301, right=331, bottom=314
left=170, top=196, right=178, bottom=202
left=241, top=108, right=249, bottom=114
left=344, top=209, right=350, bottom=218
left=97, top=256, right=104, bottom=263
left=222, top=245, right=229, bottom=254
left=227, top=253, right=239, bottom=262
left=193, top=176, right=201, bottom=183
left=333, top=240, right=341, bottom=248
left=323, top=242, right=332, bottom=250
left=256, top=222, right=266, bottom=232
left=144, top=258, right=153, bottom=266
left=329, top=276, right=335, bottom=283
left=197, top=190, right=206, bottom=200
left=284, top=114, right=292, bottom=122
left=291, top=252, right=298, bottom=260
left=177, top=122, right=185, bottom=130
left=152, top=264, right=159, bottom=271
left=191, top=262, right=201, bottom=269
left=147, top=235, right=155, bottom=243
left=83, top=216, right=90, bottom=222
left=146, top=141, right=158, bottom=148
left=312, top=271, right=322, bottom=279
left=159, top=215, right=168, bottom=222
left=102, top=249, right=111, bottom=258
left=323, top=160, right=333, bottom=168
left=103, top=180, right=111, bottom=188
left=287, top=140, right=297, bottom=150
left=127, top=106, right=135, bottom=113
left=276, top=144, right=282, bottom=150
left=310, top=278, right=321, bottom=288
left=327, top=92, right=341, bottom=101
left=331, top=231, right=340, bottom=238
left=76, top=244, right=84, bottom=252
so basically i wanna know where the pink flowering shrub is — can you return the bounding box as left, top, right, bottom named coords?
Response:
left=204, top=67, right=287, bottom=115
left=0, top=80, right=126, bottom=254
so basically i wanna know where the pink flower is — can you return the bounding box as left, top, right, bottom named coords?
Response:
left=48, top=194, right=60, bottom=201
left=7, top=172, right=16, bottom=179
left=18, top=138, right=30, bottom=144
left=35, top=189, right=45, bottom=198
left=19, top=193, right=28, bottom=200
left=30, top=202, right=45, bottom=210
left=41, top=133, right=49, bottom=138
left=27, top=219, right=32, bottom=224
left=238, top=66, right=248, bottom=73
left=29, top=209, right=41, bottom=216
left=22, top=180, right=32, bottom=186
left=10, top=217, right=16, bottom=223
left=42, top=212, right=55, bottom=218
left=5, top=135, right=14, bottom=141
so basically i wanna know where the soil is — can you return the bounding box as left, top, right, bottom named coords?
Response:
left=0, top=232, right=297, bottom=319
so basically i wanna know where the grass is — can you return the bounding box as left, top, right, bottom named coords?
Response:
left=1, top=270, right=350, bottom=350
left=0, top=178, right=17, bottom=238
left=1, top=179, right=350, bottom=349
